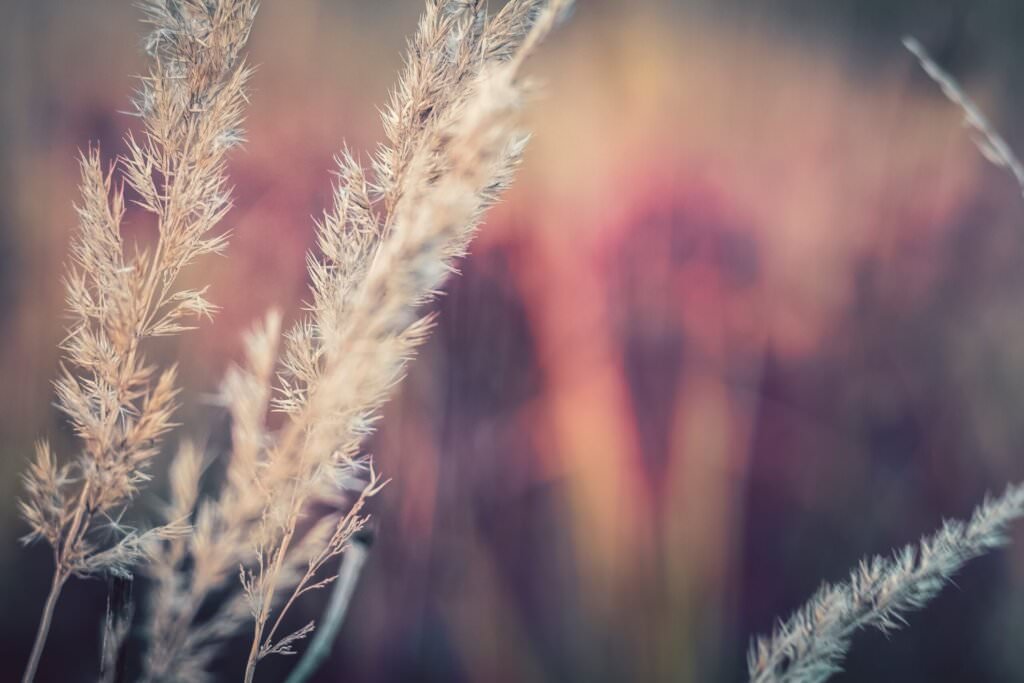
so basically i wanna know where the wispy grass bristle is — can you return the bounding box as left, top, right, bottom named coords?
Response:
left=748, top=484, right=1024, bottom=683
left=18, top=1, right=257, bottom=681
left=132, top=2, right=574, bottom=681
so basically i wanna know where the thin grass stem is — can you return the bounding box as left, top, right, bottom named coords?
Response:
left=284, top=535, right=372, bottom=683
left=22, top=569, right=67, bottom=683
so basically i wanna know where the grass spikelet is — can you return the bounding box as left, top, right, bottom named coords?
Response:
left=748, top=484, right=1024, bottom=683
left=18, top=2, right=256, bottom=681
left=132, top=2, right=574, bottom=681
left=239, top=4, right=572, bottom=681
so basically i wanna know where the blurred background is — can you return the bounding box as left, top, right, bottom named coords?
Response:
left=4, top=0, right=1024, bottom=681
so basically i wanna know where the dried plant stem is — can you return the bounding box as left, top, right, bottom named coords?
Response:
left=242, top=627, right=263, bottom=683
left=284, top=538, right=371, bottom=683
left=19, top=1, right=256, bottom=679
left=244, top=470, right=383, bottom=681
left=261, top=528, right=306, bottom=650
left=243, top=521, right=298, bottom=683
left=904, top=36, right=1024, bottom=194
left=22, top=570, right=66, bottom=683
left=22, top=476, right=94, bottom=683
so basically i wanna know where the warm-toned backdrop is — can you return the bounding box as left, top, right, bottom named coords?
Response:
left=4, top=1, right=1024, bottom=681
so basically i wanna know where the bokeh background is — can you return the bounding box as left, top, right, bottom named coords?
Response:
left=4, top=0, right=1024, bottom=681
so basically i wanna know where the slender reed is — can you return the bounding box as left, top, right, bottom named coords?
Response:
left=903, top=36, right=1024, bottom=195
left=18, top=2, right=256, bottom=681
left=748, top=484, right=1024, bottom=683
left=241, top=4, right=572, bottom=679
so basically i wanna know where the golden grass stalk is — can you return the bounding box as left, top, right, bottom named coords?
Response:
left=240, top=4, right=572, bottom=680
left=135, top=1, right=574, bottom=681
left=18, top=2, right=256, bottom=681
